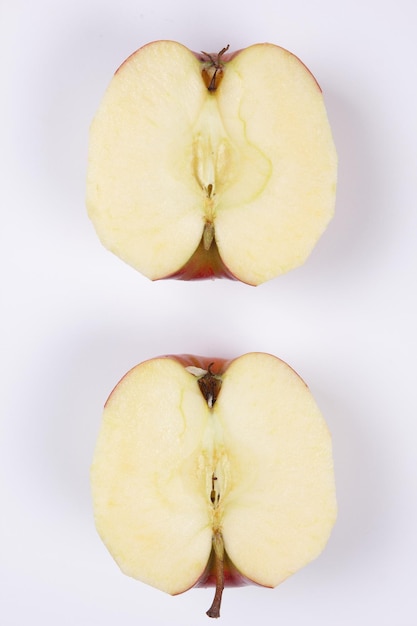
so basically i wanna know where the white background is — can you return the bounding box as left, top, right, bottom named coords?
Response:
left=1, top=1, right=416, bottom=624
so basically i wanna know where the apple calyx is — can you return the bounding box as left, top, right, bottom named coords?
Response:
left=200, top=45, right=230, bottom=92
left=194, top=362, right=223, bottom=408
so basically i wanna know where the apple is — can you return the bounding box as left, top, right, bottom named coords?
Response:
left=86, top=41, right=337, bottom=285
left=91, top=353, right=337, bottom=617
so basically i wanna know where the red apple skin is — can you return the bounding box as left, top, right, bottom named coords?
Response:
left=166, top=237, right=240, bottom=283
left=167, top=353, right=232, bottom=373
left=114, top=41, right=241, bottom=76
left=115, top=40, right=321, bottom=94
left=115, top=41, right=321, bottom=92
left=103, top=354, right=230, bottom=409
left=170, top=353, right=308, bottom=390
left=192, top=44, right=322, bottom=92
left=192, top=48, right=243, bottom=65
left=192, top=547, right=260, bottom=591
left=105, top=353, right=308, bottom=408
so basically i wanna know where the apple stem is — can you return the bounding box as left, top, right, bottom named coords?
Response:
left=206, top=531, right=225, bottom=618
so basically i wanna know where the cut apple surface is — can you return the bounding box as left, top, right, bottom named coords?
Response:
left=86, top=41, right=337, bottom=285
left=91, top=353, right=337, bottom=617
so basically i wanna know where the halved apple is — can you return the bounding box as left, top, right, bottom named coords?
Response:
left=91, top=353, right=337, bottom=617
left=86, top=41, right=337, bottom=285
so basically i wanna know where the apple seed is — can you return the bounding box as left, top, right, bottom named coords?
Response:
left=203, top=221, right=215, bottom=251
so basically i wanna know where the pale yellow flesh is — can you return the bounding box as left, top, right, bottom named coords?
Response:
left=91, top=354, right=337, bottom=595
left=86, top=41, right=337, bottom=285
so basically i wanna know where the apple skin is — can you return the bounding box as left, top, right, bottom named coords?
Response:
left=166, top=237, right=239, bottom=282
left=104, top=354, right=232, bottom=408
left=193, top=545, right=258, bottom=590
left=192, top=45, right=322, bottom=93
left=115, top=41, right=321, bottom=93
left=167, top=353, right=232, bottom=372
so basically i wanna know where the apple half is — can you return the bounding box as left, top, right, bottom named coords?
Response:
left=86, top=41, right=337, bottom=285
left=91, top=353, right=337, bottom=617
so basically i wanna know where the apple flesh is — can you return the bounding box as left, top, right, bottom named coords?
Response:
left=86, top=41, right=337, bottom=285
left=91, top=353, right=337, bottom=617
